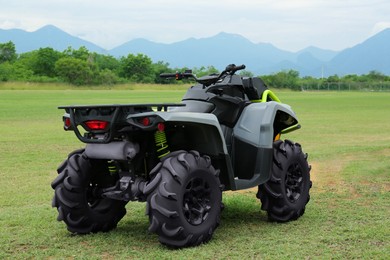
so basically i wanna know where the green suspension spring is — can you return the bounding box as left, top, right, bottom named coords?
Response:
left=108, top=160, right=117, bottom=175
left=154, top=129, right=170, bottom=159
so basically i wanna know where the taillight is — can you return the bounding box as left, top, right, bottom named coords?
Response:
left=157, top=122, right=165, bottom=131
left=63, top=115, right=73, bottom=131
left=130, top=115, right=161, bottom=129
left=84, top=120, right=108, bottom=130
left=64, top=118, right=71, bottom=128
left=141, top=117, right=151, bottom=126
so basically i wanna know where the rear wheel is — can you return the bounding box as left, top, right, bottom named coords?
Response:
left=257, top=140, right=312, bottom=222
left=51, top=149, right=127, bottom=233
left=144, top=151, right=223, bottom=248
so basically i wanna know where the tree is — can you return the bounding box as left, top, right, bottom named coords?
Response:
left=0, top=41, right=17, bottom=63
left=239, top=70, right=254, bottom=77
left=343, top=74, right=360, bottom=82
left=365, top=70, right=387, bottom=81
left=120, top=53, right=153, bottom=82
left=152, top=61, right=174, bottom=84
left=98, top=69, right=119, bottom=85
left=0, top=62, right=13, bottom=81
left=65, top=46, right=100, bottom=76
left=55, top=57, right=93, bottom=85
left=263, top=70, right=300, bottom=90
left=94, top=53, right=120, bottom=72
left=63, top=46, right=90, bottom=60
left=32, top=47, right=62, bottom=77
left=326, top=74, right=340, bottom=82
left=8, top=61, right=34, bottom=80
left=193, top=66, right=219, bottom=77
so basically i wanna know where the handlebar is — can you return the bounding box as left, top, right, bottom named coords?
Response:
left=160, top=64, right=246, bottom=86
left=160, top=72, right=193, bottom=80
left=159, top=73, right=177, bottom=78
left=221, top=64, right=246, bottom=76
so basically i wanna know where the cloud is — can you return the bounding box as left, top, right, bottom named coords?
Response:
left=372, top=22, right=390, bottom=34
left=1, top=0, right=390, bottom=51
left=0, top=19, right=21, bottom=29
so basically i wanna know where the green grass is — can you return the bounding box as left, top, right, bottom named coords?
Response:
left=0, top=88, right=389, bottom=259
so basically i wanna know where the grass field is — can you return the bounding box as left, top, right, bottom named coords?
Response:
left=0, top=87, right=389, bottom=259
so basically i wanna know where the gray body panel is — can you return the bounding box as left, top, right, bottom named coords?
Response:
left=128, top=111, right=229, bottom=156
left=228, top=101, right=298, bottom=189
left=83, top=100, right=298, bottom=191
left=234, top=101, right=297, bottom=149
left=169, top=100, right=214, bottom=113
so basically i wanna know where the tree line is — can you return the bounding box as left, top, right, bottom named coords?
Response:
left=1, top=41, right=390, bottom=90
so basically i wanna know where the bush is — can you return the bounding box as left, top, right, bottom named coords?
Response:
left=55, top=57, right=93, bottom=85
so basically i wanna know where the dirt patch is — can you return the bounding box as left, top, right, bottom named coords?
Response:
left=310, top=159, right=346, bottom=193
left=225, top=160, right=343, bottom=195
left=225, top=147, right=390, bottom=197
left=310, top=147, right=390, bottom=196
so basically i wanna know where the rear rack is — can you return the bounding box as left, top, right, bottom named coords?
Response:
left=58, top=103, right=185, bottom=111
left=59, top=103, right=185, bottom=143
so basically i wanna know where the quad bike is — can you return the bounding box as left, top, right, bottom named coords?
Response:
left=52, top=64, right=311, bottom=248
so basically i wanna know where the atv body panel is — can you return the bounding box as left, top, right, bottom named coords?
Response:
left=53, top=64, right=311, bottom=248
left=59, top=70, right=299, bottom=191
left=230, top=101, right=298, bottom=189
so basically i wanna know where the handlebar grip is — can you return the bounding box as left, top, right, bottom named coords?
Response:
left=224, top=64, right=246, bottom=74
left=235, top=64, right=246, bottom=71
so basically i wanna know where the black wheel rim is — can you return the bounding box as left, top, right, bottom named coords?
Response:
left=183, top=177, right=212, bottom=225
left=285, top=163, right=303, bottom=203
left=87, top=183, right=102, bottom=208
left=86, top=162, right=118, bottom=209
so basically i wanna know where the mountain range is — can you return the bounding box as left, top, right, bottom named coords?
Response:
left=1, top=25, right=389, bottom=77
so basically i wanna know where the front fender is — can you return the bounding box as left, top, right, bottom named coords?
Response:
left=230, top=102, right=299, bottom=189
left=233, top=101, right=299, bottom=149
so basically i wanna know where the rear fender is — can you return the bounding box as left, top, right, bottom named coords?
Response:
left=128, top=111, right=228, bottom=156
left=128, top=111, right=236, bottom=190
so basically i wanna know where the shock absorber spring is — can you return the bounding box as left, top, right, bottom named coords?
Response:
left=108, top=160, right=117, bottom=175
left=154, top=123, right=170, bottom=159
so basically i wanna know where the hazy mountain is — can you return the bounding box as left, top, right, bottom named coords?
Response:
left=109, top=32, right=345, bottom=76
left=1, top=25, right=389, bottom=76
left=325, top=28, right=390, bottom=76
left=0, top=25, right=106, bottom=53
left=297, top=46, right=338, bottom=62
left=110, top=32, right=297, bottom=74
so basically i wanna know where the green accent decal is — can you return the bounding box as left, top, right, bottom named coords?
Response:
left=280, top=124, right=301, bottom=134
left=261, top=90, right=281, bottom=103
left=250, top=90, right=281, bottom=103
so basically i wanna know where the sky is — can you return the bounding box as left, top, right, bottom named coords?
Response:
left=1, top=0, right=390, bottom=52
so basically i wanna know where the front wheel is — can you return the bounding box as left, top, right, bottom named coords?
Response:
left=145, top=151, right=223, bottom=248
left=257, top=140, right=312, bottom=222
